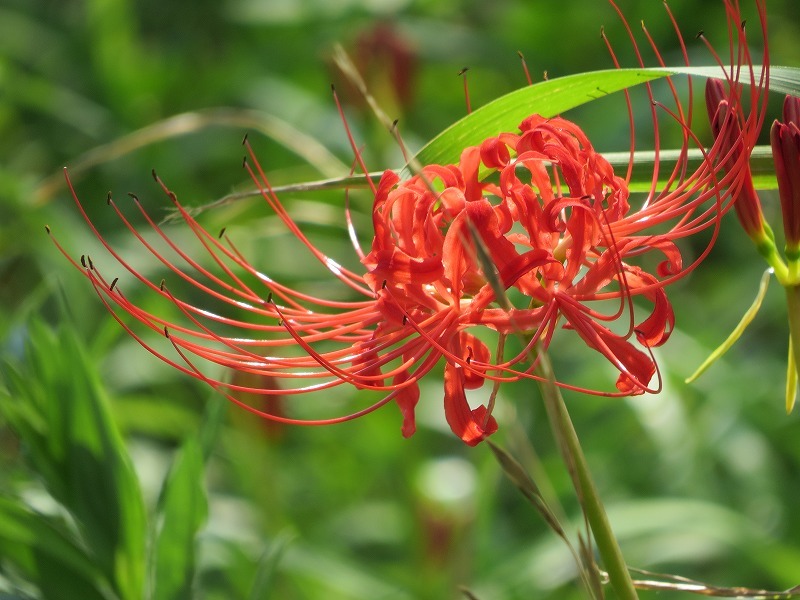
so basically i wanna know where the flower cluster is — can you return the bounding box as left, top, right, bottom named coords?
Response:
left=363, top=115, right=676, bottom=444
left=51, top=0, right=768, bottom=445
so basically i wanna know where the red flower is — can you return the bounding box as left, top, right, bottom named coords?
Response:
left=51, top=0, right=768, bottom=445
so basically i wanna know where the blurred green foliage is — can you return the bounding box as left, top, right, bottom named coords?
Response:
left=2, top=0, right=800, bottom=598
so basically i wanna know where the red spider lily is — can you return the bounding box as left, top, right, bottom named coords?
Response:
left=50, top=0, right=768, bottom=445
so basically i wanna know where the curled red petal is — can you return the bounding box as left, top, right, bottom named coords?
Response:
left=558, top=295, right=655, bottom=395
left=443, top=361, right=498, bottom=446
left=456, top=331, right=491, bottom=389
left=479, top=136, right=512, bottom=169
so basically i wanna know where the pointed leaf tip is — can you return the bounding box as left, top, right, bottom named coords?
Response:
left=685, top=269, right=771, bottom=384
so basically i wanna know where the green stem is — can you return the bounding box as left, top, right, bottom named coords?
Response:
left=535, top=351, right=638, bottom=600
left=784, top=285, right=800, bottom=406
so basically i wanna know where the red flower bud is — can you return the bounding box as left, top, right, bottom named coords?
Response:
left=705, top=79, right=766, bottom=241
left=772, top=96, right=800, bottom=256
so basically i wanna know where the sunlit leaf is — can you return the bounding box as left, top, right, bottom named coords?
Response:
left=403, top=65, right=800, bottom=187
left=405, top=68, right=669, bottom=175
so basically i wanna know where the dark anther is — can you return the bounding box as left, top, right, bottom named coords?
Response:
left=457, top=67, right=469, bottom=76
left=80, top=255, right=86, bottom=268
left=218, top=227, right=226, bottom=239
left=106, top=191, right=113, bottom=205
left=267, top=292, right=273, bottom=303
left=382, top=280, right=387, bottom=289
left=87, top=256, right=94, bottom=270
left=402, top=315, right=408, bottom=325
left=278, top=319, right=283, bottom=326
left=45, top=225, right=51, bottom=234
left=242, top=156, right=248, bottom=168
left=242, top=133, right=249, bottom=145
left=160, top=279, right=166, bottom=291
left=741, top=20, right=746, bottom=30
left=163, top=326, right=170, bottom=339
left=517, top=50, right=524, bottom=59
left=151, top=169, right=158, bottom=181
left=330, top=83, right=336, bottom=93
left=110, top=278, right=119, bottom=291
left=695, top=30, right=704, bottom=39
left=392, top=119, right=399, bottom=129
left=127, top=193, right=139, bottom=202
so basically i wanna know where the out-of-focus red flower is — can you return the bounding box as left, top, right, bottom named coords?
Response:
left=51, top=0, right=768, bottom=445
left=354, top=23, right=416, bottom=111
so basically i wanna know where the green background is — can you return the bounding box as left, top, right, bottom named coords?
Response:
left=1, top=0, right=799, bottom=598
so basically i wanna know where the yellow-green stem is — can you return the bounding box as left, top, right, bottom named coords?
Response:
left=784, top=285, right=800, bottom=406
left=755, top=227, right=789, bottom=285
left=535, top=351, right=638, bottom=600
left=788, top=255, right=800, bottom=285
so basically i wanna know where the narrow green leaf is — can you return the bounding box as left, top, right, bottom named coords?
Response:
left=404, top=68, right=668, bottom=176
left=404, top=65, right=800, bottom=179
left=0, top=497, right=111, bottom=600
left=487, top=440, right=600, bottom=598
left=152, top=435, right=208, bottom=600
left=0, top=320, right=147, bottom=600
left=685, top=268, right=772, bottom=384
left=604, top=145, right=777, bottom=193
left=486, top=441, right=565, bottom=538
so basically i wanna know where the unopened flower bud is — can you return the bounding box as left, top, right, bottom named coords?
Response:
left=705, top=80, right=767, bottom=243
left=772, top=96, right=800, bottom=258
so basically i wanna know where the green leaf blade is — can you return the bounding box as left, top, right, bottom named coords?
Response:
left=405, top=68, right=670, bottom=176
left=152, top=435, right=208, bottom=600
left=404, top=65, right=800, bottom=187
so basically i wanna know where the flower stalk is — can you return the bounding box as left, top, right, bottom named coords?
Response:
left=535, top=348, right=638, bottom=600
left=785, top=285, right=800, bottom=412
